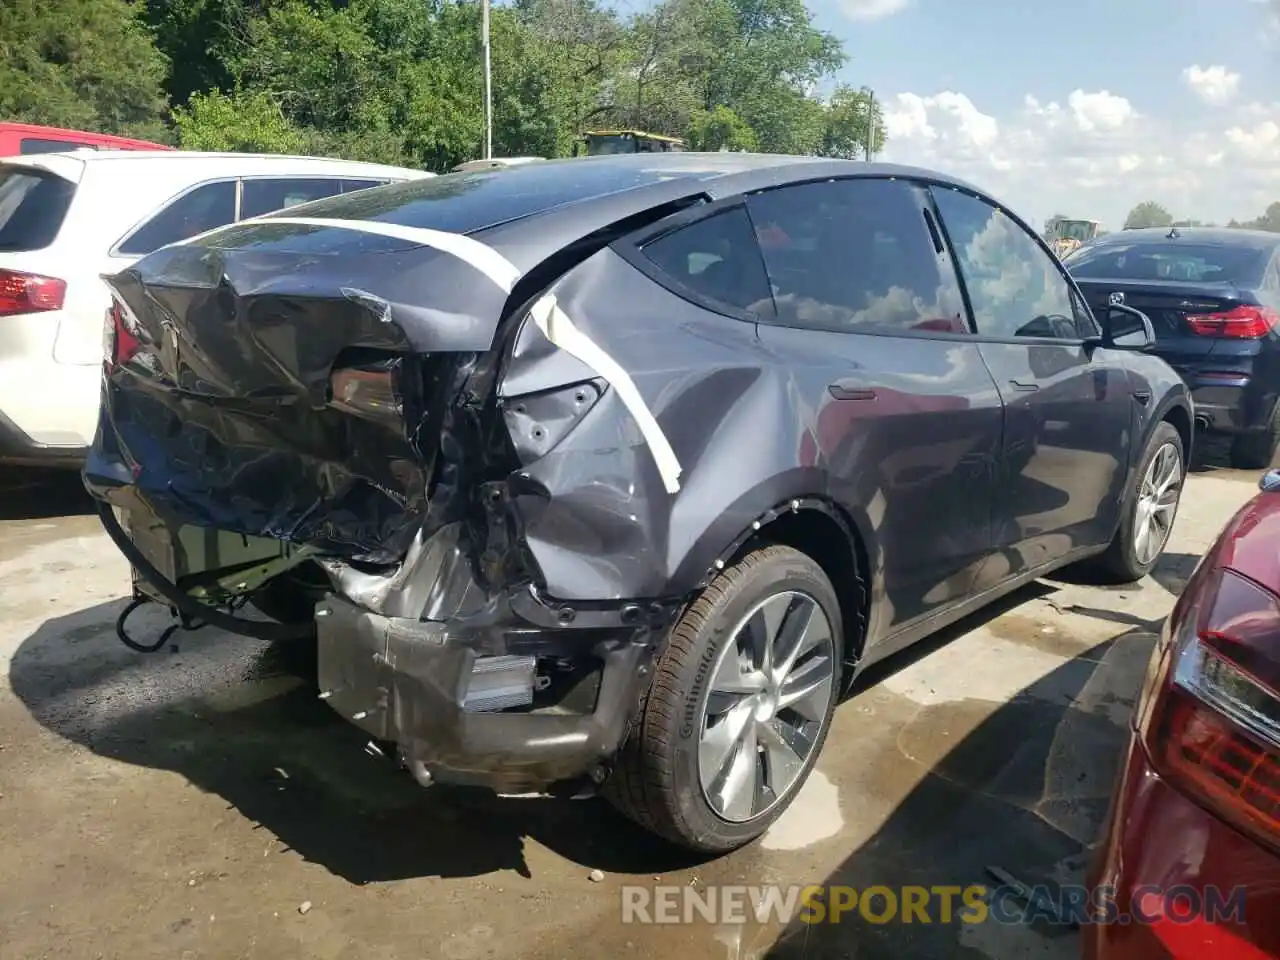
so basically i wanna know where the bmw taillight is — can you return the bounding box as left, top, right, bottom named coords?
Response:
left=1144, top=564, right=1280, bottom=850
left=1185, top=304, right=1280, bottom=338
left=0, top=269, right=65, bottom=317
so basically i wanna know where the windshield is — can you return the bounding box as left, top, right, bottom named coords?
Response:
left=0, top=165, right=76, bottom=252
left=1067, top=240, right=1269, bottom=284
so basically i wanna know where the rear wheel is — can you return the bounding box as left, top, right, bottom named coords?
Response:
left=1094, top=421, right=1184, bottom=583
left=1230, top=415, right=1280, bottom=470
left=606, top=545, right=843, bottom=852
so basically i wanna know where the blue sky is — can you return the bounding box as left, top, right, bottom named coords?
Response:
left=814, top=0, right=1280, bottom=228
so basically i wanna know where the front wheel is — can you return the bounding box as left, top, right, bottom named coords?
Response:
left=606, top=545, right=843, bottom=852
left=1094, top=421, right=1185, bottom=583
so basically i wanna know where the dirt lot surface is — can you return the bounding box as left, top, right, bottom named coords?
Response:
left=0, top=446, right=1265, bottom=960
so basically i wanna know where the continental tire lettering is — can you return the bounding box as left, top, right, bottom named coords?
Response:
left=682, top=637, right=720, bottom=739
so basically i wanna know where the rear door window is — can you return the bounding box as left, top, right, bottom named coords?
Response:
left=0, top=166, right=77, bottom=251
left=116, top=180, right=237, bottom=256
left=340, top=178, right=388, bottom=193
left=240, top=177, right=345, bottom=219
left=745, top=177, right=969, bottom=335
left=20, top=138, right=95, bottom=155
left=639, top=206, right=773, bottom=313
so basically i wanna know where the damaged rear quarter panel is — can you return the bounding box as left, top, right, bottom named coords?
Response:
left=497, top=244, right=847, bottom=603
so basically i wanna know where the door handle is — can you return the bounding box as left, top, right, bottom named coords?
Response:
left=1009, top=380, right=1040, bottom=393
left=829, top=382, right=877, bottom=401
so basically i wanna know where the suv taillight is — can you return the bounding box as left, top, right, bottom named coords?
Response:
left=0, top=269, right=65, bottom=317
left=1145, top=566, right=1280, bottom=849
left=1186, top=304, right=1280, bottom=338
left=103, top=299, right=140, bottom=370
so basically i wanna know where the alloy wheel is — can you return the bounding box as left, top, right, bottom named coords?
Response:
left=697, top=590, right=837, bottom=823
left=1134, top=441, right=1182, bottom=566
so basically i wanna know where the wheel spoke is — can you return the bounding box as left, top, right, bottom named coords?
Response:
left=746, top=593, right=790, bottom=673
left=758, top=720, right=804, bottom=796
left=771, top=597, right=830, bottom=684
left=778, top=654, right=834, bottom=722
left=709, top=640, right=767, bottom=702
left=711, top=721, right=760, bottom=822
left=700, top=695, right=755, bottom=787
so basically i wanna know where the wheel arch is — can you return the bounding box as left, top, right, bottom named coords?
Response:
left=710, top=495, right=873, bottom=691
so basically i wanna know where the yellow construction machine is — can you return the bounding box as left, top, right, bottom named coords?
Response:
left=1044, top=217, right=1101, bottom=259
left=574, top=129, right=688, bottom=156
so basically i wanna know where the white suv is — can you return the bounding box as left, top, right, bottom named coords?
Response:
left=0, top=150, right=431, bottom=467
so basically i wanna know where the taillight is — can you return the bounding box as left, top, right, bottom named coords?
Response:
left=103, top=299, right=140, bottom=370
left=0, top=269, right=66, bottom=317
left=1185, top=304, right=1280, bottom=338
left=1147, top=567, right=1280, bottom=849
left=328, top=361, right=402, bottom=429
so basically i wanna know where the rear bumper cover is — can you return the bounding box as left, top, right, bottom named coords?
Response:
left=315, top=593, right=657, bottom=792
left=1189, top=377, right=1276, bottom=434
left=0, top=407, right=87, bottom=466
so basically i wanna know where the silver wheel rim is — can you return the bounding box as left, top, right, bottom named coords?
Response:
left=1134, top=441, right=1182, bottom=566
left=697, top=590, right=837, bottom=823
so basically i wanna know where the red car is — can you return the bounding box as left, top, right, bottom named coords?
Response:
left=0, top=121, right=171, bottom=157
left=1086, top=472, right=1280, bottom=959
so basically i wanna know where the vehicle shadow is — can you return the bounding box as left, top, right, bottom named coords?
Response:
left=7, top=574, right=1083, bottom=890
left=6, top=598, right=708, bottom=884
left=764, top=626, right=1157, bottom=959
left=0, top=466, right=95, bottom=521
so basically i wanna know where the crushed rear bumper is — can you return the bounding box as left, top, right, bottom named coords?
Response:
left=315, top=593, right=657, bottom=793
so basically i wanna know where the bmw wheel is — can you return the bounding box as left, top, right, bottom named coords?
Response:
left=607, top=544, right=843, bottom=852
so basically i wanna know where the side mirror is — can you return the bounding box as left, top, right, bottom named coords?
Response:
left=1103, top=303, right=1155, bottom=350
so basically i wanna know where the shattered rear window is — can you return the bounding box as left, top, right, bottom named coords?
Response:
left=257, top=159, right=722, bottom=235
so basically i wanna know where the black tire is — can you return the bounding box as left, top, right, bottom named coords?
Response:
left=1094, top=420, right=1185, bottom=583
left=605, top=544, right=844, bottom=853
left=1230, top=419, right=1280, bottom=471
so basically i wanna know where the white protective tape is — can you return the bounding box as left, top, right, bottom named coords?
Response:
left=250, top=216, right=683, bottom=493
left=529, top=293, right=682, bottom=493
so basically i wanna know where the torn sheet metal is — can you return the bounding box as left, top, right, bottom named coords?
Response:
left=85, top=212, right=683, bottom=567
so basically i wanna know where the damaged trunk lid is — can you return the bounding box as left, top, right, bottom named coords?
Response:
left=87, top=215, right=520, bottom=565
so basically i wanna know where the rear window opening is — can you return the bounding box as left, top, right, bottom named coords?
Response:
left=0, top=165, right=76, bottom=252
left=1068, top=241, right=1269, bottom=285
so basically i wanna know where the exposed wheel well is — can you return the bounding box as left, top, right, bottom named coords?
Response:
left=735, top=506, right=870, bottom=674
left=1163, top=403, right=1192, bottom=462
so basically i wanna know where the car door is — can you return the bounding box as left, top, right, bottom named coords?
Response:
left=744, top=176, right=1004, bottom=642
left=929, top=185, right=1133, bottom=586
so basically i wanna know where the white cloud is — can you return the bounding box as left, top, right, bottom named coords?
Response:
left=839, top=0, right=910, bottom=21
left=1182, top=64, right=1241, bottom=104
left=878, top=85, right=1280, bottom=230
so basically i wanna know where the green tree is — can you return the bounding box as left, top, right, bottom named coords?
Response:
left=817, top=85, right=885, bottom=159
left=1123, top=201, right=1174, bottom=230
left=1238, top=202, right=1280, bottom=232
left=0, top=0, right=171, bottom=141
left=174, top=88, right=307, bottom=153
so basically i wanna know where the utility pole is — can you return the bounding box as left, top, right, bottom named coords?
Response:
left=481, top=0, right=493, bottom=159
left=865, top=89, right=875, bottom=162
